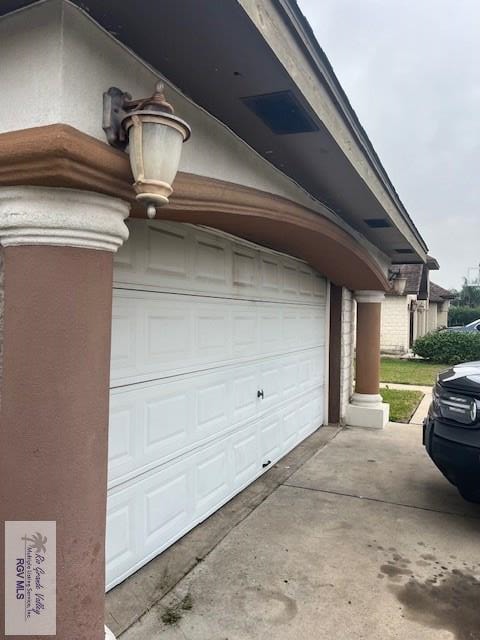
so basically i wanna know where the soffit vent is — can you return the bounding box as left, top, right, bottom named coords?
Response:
left=395, top=248, right=415, bottom=254
left=241, top=90, right=319, bottom=135
left=364, top=218, right=392, bottom=228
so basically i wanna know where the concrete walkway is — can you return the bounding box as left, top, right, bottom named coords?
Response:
left=380, top=382, right=433, bottom=425
left=121, top=424, right=480, bottom=640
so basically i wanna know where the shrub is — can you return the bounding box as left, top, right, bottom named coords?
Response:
left=413, top=331, right=480, bottom=365
left=448, top=306, right=480, bottom=327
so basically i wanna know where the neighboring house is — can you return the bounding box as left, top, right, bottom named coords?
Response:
left=428, top=282, right=455, bottom=331
left=381, top=261, right=454, bottom=354
left=0, top=2, right=431, bottom=639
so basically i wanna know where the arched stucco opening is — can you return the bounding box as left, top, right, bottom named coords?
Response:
left=0, top=124, right=388, bottom=292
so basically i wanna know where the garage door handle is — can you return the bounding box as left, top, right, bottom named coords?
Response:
left=257, top=389, right=264, bottom=399
left=262, top=460, right=271, bottom=468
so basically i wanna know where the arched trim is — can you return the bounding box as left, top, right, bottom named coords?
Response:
left=0, top=124, right=389, bottom=290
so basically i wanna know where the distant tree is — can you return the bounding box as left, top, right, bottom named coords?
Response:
left=452, top=278, right=480, bottom=308
left=450, top=289, right=460, bottom=306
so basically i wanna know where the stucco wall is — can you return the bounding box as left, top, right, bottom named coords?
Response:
left=437, top=303, right=449, bottom=329
left=427, top=301, right=449, bottom=332
left=339, top=288, right=355, bottom=421
left=380, top=295, right=410, bottom=354
left=427, top=302, right=438, bottom=332
left=0, top=0, right=390, bottom=279
left=0, top=1, right=63, bottom=133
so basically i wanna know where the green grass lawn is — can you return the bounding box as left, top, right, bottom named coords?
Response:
left=380, top=358, right=448, bottom=386
left=380, top=388, right=424, bottom=423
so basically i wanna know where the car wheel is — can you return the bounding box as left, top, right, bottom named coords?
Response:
left=458, top=483, right=480, bottom=504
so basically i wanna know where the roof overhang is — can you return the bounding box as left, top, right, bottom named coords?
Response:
left=0, top=0, right=429, bottom=264
left=426, top=255, right=440, bottom=270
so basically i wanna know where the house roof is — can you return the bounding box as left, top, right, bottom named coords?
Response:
left=0, top=0, right=429, bottom=264
left=426, top=255, right=440, bottom=270
left=396, top=264, right=424, bottom=294
left=429, top=282, right=456, bottom=303
left=392, top=260, right=444, bottom=300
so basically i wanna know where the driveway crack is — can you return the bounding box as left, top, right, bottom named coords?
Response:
left=283, top=483, right=480, bottom=520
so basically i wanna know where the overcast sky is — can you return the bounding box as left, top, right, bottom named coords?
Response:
left=298, top=0, right=480, bottom=290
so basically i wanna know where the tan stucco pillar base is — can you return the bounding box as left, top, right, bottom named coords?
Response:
left=0, top=187, right=129, bottom=640
left=346, top=290, right=389, bottom=429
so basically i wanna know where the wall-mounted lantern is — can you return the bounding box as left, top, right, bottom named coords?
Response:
left=103, top=82, right=191, bottom=218
left=391, top=276, right=407, bottom=296
left=388, top=268, right=407, bottom=296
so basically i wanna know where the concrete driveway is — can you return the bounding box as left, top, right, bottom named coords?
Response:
left=121, top=424, right=480, bottom=640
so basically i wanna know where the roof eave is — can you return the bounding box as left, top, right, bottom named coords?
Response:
left=274, top=0, right=429, bottom=255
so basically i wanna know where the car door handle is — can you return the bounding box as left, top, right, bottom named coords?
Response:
left=257, top=389, right=264, bottom=399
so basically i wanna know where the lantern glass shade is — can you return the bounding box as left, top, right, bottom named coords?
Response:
left=392, top=277, right=407, bottom=296
left=126, top=113, right=190, bottom=206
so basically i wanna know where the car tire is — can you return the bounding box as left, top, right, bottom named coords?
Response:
left=458, top=483, right=480, bottom=504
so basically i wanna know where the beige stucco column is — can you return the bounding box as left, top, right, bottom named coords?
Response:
left=346, top=290, right=389, bottom=429
left=416, top=300, right=427, bottom=338
left=0, top=187, right=129, bottom=640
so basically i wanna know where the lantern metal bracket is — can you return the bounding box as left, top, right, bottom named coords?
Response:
left=102, top=87, right=132, bottom=151
left=103, top=83, right=179, bottom=151
left=388, top=267, right=401, bottom=282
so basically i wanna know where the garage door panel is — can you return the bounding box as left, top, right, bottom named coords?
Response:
left=299, top=267, right=314, bottom=296
left=283, top=263, right=299, bottom=295
left=106, top=489, right=141, bottom=584
left=143, top=467, right=191, bottom=552
left=107, top=455, right=195, bottom=588
left=110, top=303, right=138, bottom=378
left=282, top=406, right=300, bottom=452
left=111, top=292, right=325, bottom=387
left=258, top=361, right=282, bottom=410
left=109, top=381, right=193, bottom=485
left=259, top=310, right=281, bottom=351
left=298, top=396, right=318, bottom=438
left=194, top=233, right=229, bottom=289
left=196, top=379, right=230, bottom=435
left=294, top=393, right=323, bottom=443
left=259, top=414, right=282, bottom=464
left=109, top=349, right=324, bottom=487
left=232, top=424, right=260, bottom=488
left=232, top=311, right=258, bottom=356
left=114, top=220, right=326, bottom=305
left=232, top=371, right=258, bottom=424
left=146, top=224, right=190, bottom=280
left=147, top=310, right=191, bottom=361
left=108, top=400, right=138, bottom=480
left=195, top=444, right=230, bottom=515
left=260, top=256, right=281, bottom=293
left=196, top=308, right=229, bottom=358
left=282, top=361, right=299, bottom=397
left=232, top=244, right=257, bottom=290
left=145, top=390, right=191, bottom=451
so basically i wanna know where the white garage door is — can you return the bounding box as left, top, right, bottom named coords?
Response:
left=106, top=220, right=327, bottom=589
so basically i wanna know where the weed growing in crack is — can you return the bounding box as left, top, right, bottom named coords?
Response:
left=160, top=593, right=194, bottom=625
